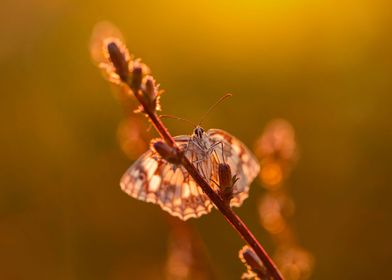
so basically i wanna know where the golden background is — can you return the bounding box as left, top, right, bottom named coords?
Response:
left=1, top=0, right=391, bottom=279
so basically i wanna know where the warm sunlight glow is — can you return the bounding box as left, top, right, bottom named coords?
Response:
left=260, top=161, right=283, bottom=189
left=275, top=247, right=315, bottom=280
left=117, top=116, right=148, bottom=160
left=259, top=194, right=286, bottom=234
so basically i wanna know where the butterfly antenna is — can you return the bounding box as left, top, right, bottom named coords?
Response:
left=198, top=93, right=232, bottom=126
left=160, top=114, right=196, bottom=127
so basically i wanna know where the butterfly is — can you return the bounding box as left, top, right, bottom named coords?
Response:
left=120, top=126, right=260, bottom=220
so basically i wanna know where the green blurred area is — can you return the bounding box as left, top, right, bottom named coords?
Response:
left=1, top=0, right=392, bottom=279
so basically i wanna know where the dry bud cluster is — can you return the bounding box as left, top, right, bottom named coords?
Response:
left=101, top=37, right=161, bottom=114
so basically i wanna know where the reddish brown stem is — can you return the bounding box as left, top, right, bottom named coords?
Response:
left=104, top=38, right=283, bottom=277
left=128, top=86, right=283, bottom=280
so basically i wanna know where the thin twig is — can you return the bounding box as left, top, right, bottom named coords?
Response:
left=107, top=41, right=283, bottom=280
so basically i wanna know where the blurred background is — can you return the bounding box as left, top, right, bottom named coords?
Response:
left=1, top=0, right=392, bottom=279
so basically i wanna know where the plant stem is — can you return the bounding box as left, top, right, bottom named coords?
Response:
left=105, top=39, right=283, bottom=278
left=130, top=84, right=283, bottom=280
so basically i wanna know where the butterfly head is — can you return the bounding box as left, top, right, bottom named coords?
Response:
left=193, top=126, right=205, bottom=139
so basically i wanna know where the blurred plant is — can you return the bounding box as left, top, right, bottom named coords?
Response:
left=274, top=246, right=314, bottom=280
left=91, top=24, right=283, bottom=279
left=116, top=115, right=149, bottom=160
left=165, top=217, right=216, bottom=280
left=255, top=119, right=314, bottom=280
left=254, top=119, right=297, bottom=190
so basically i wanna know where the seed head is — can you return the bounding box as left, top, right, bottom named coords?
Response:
left=131, top=65, right=143, bottom=90
left=107, top=41, right=129, bottom=82
left=144, top=76, right=157, bottom=101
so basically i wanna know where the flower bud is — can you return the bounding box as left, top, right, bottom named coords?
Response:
left=218, top=163, right=232, bottom=189
left=218, top=163, right=239, bottom=205
left=144, top=76, right=157, bottom=101
left=239, top=245, right=268, bottom=279
left=132, top=65, right=143, bottom=90
left=153, top=141, right=181, bottom=165
left=107, top=41, right=129, bottom=82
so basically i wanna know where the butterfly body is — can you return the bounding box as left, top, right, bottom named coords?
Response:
left=120, top=127, right=260, bottom=220
left=188, top=126, right=215, bottom=156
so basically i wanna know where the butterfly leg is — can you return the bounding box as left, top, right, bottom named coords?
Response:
left=210, top=141, right=226, bottom=163
left=196, top=161, right=209, bottom=181
left=210, top=178, right=220, bottom=187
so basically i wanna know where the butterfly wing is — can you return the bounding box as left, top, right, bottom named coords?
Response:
left=120, top=136, right=213, bottom=220
left=207, top=129, right=260, bottom=207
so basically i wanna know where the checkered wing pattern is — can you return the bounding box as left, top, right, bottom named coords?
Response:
left=120, top=136, right=213, bottom=221
left=207, top=129, right=260, bottom=207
